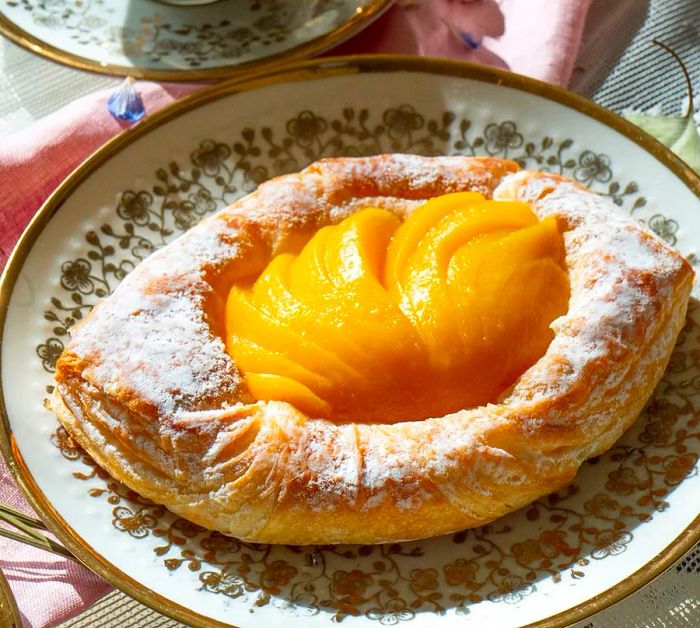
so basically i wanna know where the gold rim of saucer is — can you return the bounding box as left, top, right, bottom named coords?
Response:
left=0, top=55, right=699, bottom=628
left=0, top=0, right=393, bottom=81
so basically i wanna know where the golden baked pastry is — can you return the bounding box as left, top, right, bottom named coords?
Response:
left=51, top=155, right=694, bottom=544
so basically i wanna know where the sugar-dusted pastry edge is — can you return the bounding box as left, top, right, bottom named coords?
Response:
left=50, top=155, right=695, bottom=544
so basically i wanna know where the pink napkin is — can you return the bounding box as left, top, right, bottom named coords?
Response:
left=0, top=1, right=593, bottom=625
left=334, top=0, right=594, bottom=86
left=0, top=465, right=110, bottom=627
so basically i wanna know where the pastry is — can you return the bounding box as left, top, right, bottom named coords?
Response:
left=50, top=155, right=694, bottom=544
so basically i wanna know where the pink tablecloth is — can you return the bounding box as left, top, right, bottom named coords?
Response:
left=0, top=1, right=593, bottom=625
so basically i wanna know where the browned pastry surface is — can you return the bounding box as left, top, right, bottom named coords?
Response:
left=51, top=155, right=694, bottom=544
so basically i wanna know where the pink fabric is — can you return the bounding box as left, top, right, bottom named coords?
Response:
left=0, top=462, right=110, bottom=627
left=0, top=2, right=593, bottom=625
left=334, top=0, right=594, bottom=86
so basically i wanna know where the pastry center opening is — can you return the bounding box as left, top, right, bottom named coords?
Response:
left=225, top=192, right=570, bottom=423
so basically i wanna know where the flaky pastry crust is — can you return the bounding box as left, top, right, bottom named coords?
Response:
left=51, top=155, right=694, bottom=544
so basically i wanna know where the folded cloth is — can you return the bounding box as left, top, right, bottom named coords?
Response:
left=334, top=0, right=594, bottom=86
left=0, top=2, right=593, bottom=625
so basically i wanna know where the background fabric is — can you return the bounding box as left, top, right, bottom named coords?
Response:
left=335, top=0, right=594, bottom=86
left=0, top=470, right=111, bottom=627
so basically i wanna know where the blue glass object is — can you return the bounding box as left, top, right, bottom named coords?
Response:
left=107, top=77, right=146, bottom=122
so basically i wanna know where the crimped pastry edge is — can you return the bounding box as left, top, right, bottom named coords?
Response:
left=51, top=155, right=694, bottom=544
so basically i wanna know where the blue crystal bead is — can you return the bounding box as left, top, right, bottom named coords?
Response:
left=107, top=77, right=146, bottom=122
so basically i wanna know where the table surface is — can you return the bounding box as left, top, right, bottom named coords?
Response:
left=2, top=0, right=700, bottom=626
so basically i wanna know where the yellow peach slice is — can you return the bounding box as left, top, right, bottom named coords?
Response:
left=448, top=218, right=566, bottom=354
left=245, top=373, right=331, bottom=417
left=384, top=192, right=484, bottom=288
left=225, top=192, right=569, bottom=423
left=230, top=336, right=333, bottom=393
left=282, top=209, right=420, bottom=384
left=226, top=288, right=363, bottom=385
left=391, top=201, right=538, bottom=361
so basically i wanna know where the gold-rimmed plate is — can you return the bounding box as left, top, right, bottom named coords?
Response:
left=0, top=0, right=392, bottom=81
left=1, top=56, right=699, bottom=627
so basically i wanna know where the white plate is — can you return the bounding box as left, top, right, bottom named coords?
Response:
left=1, top=57, right=699, bottom=628
left=0, top=0, right=391, bottom=80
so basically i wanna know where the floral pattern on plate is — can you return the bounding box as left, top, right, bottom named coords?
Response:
left=38, top=107, right=700, bottom=623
